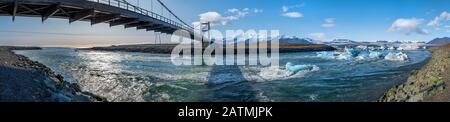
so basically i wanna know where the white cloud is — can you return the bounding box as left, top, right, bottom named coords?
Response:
left=191, top=12, right=228, bottom=30
left=388, top=18, right=429, bottom=35
left=281, top=4, right=305, bottom=18
left=253, top=9, right=263, bottom=13
left=227, top=8, right=250, bottom=18
left=325, top=18, right=335, bottom=23
left=322, top=18, right=336, bottom=28
left=192, top=8, right=263, bottom=29
left=198, top=12, right=228, bottom=25
left=228, top=8, right=239, bottom=13
left=321, top=24, right=335, bottom=28
left=306, top=32, right=326, bottom=38
left=282, top=4, right=305, bottom=12
left=445, top=26, right=450, bottom=33
left=282, top=12, right=304, bottom=18
left=282, top=6, right=289, bottom=12
left=427, top=11, right=450, bottom=26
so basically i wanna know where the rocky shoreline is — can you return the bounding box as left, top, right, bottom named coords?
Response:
left=0, top=46, right=106, bottom=102
left=379, top=45, right=450, bottom=102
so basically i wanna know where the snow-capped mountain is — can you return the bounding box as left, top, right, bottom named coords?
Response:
left=325, top=39, right=359, bottom=45
left=278, top=35, right=318, bottom=44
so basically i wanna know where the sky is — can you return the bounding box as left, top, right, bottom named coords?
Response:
left=1, top=0, right=450, bottom=47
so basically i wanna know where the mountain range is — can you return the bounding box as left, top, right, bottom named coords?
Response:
left=278, top=35, right=318, bottom=44
left=428, top=37, right=450, bottom=46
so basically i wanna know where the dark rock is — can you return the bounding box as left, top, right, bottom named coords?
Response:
left=379, top=45, right=450, bottom=102
left=0, top=46, right=106, bottom=102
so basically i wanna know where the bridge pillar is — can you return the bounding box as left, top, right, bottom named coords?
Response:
left=11, top=0, right=17, bottom=21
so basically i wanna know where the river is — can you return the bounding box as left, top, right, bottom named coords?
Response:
left=14, top=48, right=431, bottom=102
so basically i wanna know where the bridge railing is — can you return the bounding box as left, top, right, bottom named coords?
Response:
left=87, top=0, right=194, bottom=32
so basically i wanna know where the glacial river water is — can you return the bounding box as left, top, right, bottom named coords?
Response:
left=15, top=48, right=431, bottom=102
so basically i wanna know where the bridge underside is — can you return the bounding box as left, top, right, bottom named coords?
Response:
left=0, top=0, right=199, bottom=37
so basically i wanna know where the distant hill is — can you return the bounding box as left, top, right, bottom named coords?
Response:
left=278, top=36, right=317, bottom=44
left=428, top=37, right=450, bottom=46
left=218, top=35, right=320, bottom=44
left=324, top=39, right=359, bottom=45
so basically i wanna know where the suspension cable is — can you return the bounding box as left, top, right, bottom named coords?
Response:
left=155, top=0, right=193, bottom=30
left=150, top=0, right=153, bottom=11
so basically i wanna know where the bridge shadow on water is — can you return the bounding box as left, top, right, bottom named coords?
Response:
left=200, top=64, right=260, bottom=102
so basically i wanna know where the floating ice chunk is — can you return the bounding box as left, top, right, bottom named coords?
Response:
left=258, top=66, right=291, bottom=80
left=384, top=52, right=409, bottom=61
left=398, top=44, right=420, bottom=50
left=286, top=62, right=314, bottom=76
left=317, top=51, right=354, bottom=60
left=254, top=64, right=319, bottom=81
left=368, top=51, right=384, bottom=59
left=335, top=53, right=353, bottom=60
left=355, top=51, right=369, bottom=60
left=318, top=48, right=393, bottom=61
left=388, top=46, right=396, bottom=50
left=317, top=51, right=337, bottom=57
left=345, top=48, right=360, bottom=57
left=356, top=45, right=368, bottom=50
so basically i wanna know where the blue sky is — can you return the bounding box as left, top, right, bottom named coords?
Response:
left=1, top=0, right=449, bottom=47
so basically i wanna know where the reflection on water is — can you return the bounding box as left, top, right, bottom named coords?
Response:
left=14, top=48, right=431, bottom=102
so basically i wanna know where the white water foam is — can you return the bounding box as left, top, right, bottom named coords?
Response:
left=240, top=65, right=320, bottom=82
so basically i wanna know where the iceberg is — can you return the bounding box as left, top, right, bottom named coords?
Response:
left=388, top=46, right=396, bottom=50
left=286, top=62, right=314, bottom=76
left=345, top=48, right=360, bottom=57
left=316, top=48, right=407, bottom=61
left=355, top=50, right=370, bottom=60
left=317, top=51, right=338, bottom=57
left=379, top=46, right=387, bottom=50
left=384, top=52, right=409, bottom=61
left=356, top=45, right=368, bottom=50
left=397, top=44, right=420, bottom=50
left=317, top=49, right=361, bottom=61
left=368, top=51, right=385, bottom=59
left=251, top=64, right=319, bottom=81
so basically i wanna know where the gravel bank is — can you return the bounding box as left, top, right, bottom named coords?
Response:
left=0, top=46, right=105, bottom=102
left=379, top=45, right=450, bottom=102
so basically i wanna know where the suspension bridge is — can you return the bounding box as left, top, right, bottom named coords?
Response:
left=0, top=0, right=206, bottom=42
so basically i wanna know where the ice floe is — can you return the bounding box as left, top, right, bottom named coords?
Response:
left=397, top=44, right=421, bottom=51
left=384, top=52, right=409, bottom=61
left=286, top=62, right=315, bottom=76
left=316, top=47, right=409, bottom=61
left=240, top=62, right=319, bottom=82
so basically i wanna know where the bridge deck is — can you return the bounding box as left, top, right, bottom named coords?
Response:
left=0, top=0, right=200, bottom=37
